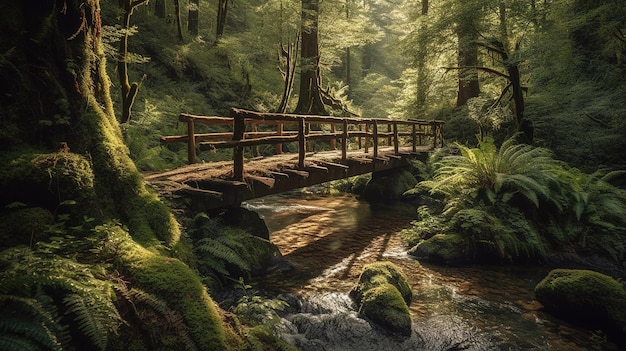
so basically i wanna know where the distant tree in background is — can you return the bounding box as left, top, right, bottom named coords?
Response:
left=294, top=0, right=327, bottom=114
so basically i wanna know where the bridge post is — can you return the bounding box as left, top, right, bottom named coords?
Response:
left=431, top=121, right=438, bottom=149
left=393, top=122, right=399, bottom=154
left=233, top=115, right=246, bottom=181
left=364, top=122, right=369, bottom=153
left=276, top=122, right=283, bottom=154
left=373, top=120, right=379, bottom=158
left=412, top=124, right=417, bottom=152
left=298, top=118, right=305, bottom=169
left=187, top=118, right=196, bottom=164
left=341, top=119, right=348, bottom=163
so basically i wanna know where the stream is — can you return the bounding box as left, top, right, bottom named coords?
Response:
left=242, top=190, right=619, bottom=351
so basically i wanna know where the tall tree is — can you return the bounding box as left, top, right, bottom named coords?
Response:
left=188, top=0, right=199, bottom=35
left=294, top=0, right=327, bottom=114
left=155, top=0, right=167, bottom=18
left=174, top=0, right=183, bottom=40
left=0, top=1, right=229, bottom=349
left=455, top=0, right=481, bottom=106
left=216, top=0, right=229, bottom=39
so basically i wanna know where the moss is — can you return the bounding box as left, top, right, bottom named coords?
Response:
left=0, top=153, right=98, bottom=220
left=362, top=168, right=418, bottom=201
left=535, top=269, right=626, bottom=339
left=408, top=233, right=471, bottom=265
left=350, top=261, right=412, bottom=335
left=358, top=283, right=412, bottom=336
left=0, top=207, right=54, bottom=250
left=101, top=225, right=232, bottom=350
left=351, top=261, right=412, bottom=304
left=246, top=325, right=299, bottom=351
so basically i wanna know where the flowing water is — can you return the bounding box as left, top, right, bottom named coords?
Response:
left=243, top=191, right=619, bottom=351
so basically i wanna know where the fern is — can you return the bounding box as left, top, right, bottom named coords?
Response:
left=113, top=282, right=199, bottom=351
left=197, top=236, right=251, bottom=273
left=191, top=213, right=276, bottom=286
left=0, top=294, right=66, bottom=351
left=0, top=247, right=124, bottom=350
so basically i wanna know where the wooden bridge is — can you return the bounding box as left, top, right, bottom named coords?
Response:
left=145, top=108, right=444, bottom=209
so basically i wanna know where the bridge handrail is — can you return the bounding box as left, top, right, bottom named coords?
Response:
left=161, top=108, right=444, bottom=180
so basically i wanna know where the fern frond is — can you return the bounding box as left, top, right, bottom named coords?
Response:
left=197, top=238, right=251, bottom=272
left=63, top=293, right=120, bottom=350
left=0, top=295, right=65, bottom=351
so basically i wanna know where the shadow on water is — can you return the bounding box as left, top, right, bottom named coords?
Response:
left=243, top=191, right=619, bottom=351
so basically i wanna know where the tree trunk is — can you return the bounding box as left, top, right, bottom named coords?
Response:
left=188, top=0, right=199, bottom=36
left=294, top=0, right=327, bottom=115
left=0, top=1, right=229, bottom=348
left=118, top=0, right=148, bottom=123
left=216, top=0, right=228, bottom=40
left=155, top=0, right=166, bottom=18
left=277, top=36, right=299, bottom=113
left=455, top=0, right=481, bottom=106
left=345, top=0, right=352, bottom=92
left=174, top=0, right=183, bottom=40
left=415, top=0, right=429, bottom=114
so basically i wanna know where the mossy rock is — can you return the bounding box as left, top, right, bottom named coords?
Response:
left=350, top=261, right=412, bottom=304
left=350, top=261, right=412, bottom=335
left=0, top=207, right=54, bottom=250
left=361, top=168, right=418, bottom=201
left=358, top=283, right=412, bottom=336
left=408, top=233, right=471, bottom=265
left=535, top=269, right=626, bottom=341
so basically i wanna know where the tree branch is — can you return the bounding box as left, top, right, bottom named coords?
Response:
left=442, top=66, right=511, bottom=80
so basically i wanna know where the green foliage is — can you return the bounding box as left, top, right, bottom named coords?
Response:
left=0, top=247, right=123, bottom=351
left=411, top=136, right=626, bottom=263
left=423, top=136, right=583, bottom=217
left=0, top=294, right=67, bottom=351
left=190, top=213, right=274, bottom=289
left=113, top=281, right=199, bottom=351
left=232, top=292, right=288, bottom=328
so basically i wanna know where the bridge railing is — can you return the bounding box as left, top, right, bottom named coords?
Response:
left=161, top=108, right=444, bottom=181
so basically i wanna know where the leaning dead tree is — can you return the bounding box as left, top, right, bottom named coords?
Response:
left=118, top=0, right=149, bottom=124
left=277, top=33, right=300, bottom=114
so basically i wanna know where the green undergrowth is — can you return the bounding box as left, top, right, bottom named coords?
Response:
left=403, top=136, right=626, bottom=265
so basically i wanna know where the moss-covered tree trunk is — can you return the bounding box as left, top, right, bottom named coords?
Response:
left=0, top=1, right=230, bottom=349
left=0, top=0, right=179, bottom=245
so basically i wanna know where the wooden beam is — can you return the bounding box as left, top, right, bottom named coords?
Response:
left=306, top=164, right=329, bottom=172
left=317, top=160, right=350, bottom=169
left=199, top=135, right=299, bottom=150
left=246, top=175, right=276, bottom=188
left=284, top=169, right=309, bottom=178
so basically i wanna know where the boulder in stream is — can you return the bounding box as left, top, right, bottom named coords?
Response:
left=408, top=233, right=471, bottom=265
left=350, top=261, right=412, bottom=336
left=535, top=269, right=626, bottom=343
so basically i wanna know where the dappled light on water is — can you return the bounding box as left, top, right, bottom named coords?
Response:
left=244, top=192, right=617, bottom=350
